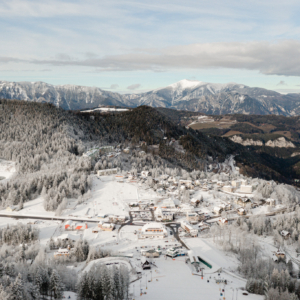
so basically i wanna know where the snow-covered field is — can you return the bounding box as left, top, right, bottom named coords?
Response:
left=129, top=256, right=263, bottom=300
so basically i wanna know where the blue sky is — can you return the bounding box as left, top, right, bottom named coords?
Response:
left=1, top=0, right=300, bottom=93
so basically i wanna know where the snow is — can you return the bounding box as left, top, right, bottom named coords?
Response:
left=168, top=79, right=204, bottom=90
left=81, top=108, right=129, bottom=113
left=130, top=255, right=263, bottom=300
left=0, top=159, right=16, bottom=182
left=0, top=216, right=60, bottom=247
left=183, top=237, right=237, bottom=272
left=63, top=291, right=77, bottom=300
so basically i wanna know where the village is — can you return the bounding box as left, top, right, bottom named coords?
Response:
left=0, top=144, right=297, bottom=300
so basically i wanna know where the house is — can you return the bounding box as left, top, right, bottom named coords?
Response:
left=65, top=221, right=88, bottom=231
left=266, top=198, right=276, bottom=206
left=64, top=220, right=73, bottom=230
left=75, top=223, right=88, bottom=231
left=194, top=180, right=201, bottom=186
left=54, top=248, right=70, bottom=258
left=197, top=212, right=205, bottom=221
left=141, top=171, right=150, bottom=177
left=219, top=203, right=232, bottom=211
left=219, top=218, right=228, bottom=226
left=241, top=179, right=248, bottom=186
left=281, top=230, right=291, bottom=239
left=154, top=208, right=174, bottom=221
left=186, top=212, right=199, bottom=224
left=237, top=198, right=251, bottom=208
left=97, top=214, right=108, bottom=219
left=222, top=186, right=234, bottom=193
left=98, top=222, right=115, bottom=231
left=237, top=207, right=246, bottom=215
left=99, top=146, right=114, bottom=154
left=166, top=247, right=186, bottom=258
left=273, top=249, right=285, bottom=262
left=240, top=185, right=253, bottom=194
left=161, top=198, right=176, bottom=209
left=139, top=222, right=168, bottom=239
left=108, top=215, right=126, bottom=223
left=83, top=148, right=99, bottom=158
left=142, top=249, right=161, bottom=258
left=190, top=198, right=200, bottom=207
left=197, top=221, right=210, bottom=231
left=97, top=168, right=118, bottom=176
left=123, top=148, right=130, bottom=154
left=180, top=220, right=198, bottom=237
left=141, top=257, right=151, bottom=270
left=231, top=180, right=241, bottom=188
left=214, top=206, right=223, bottom=215
left=6, top=205, right=20, bottom=212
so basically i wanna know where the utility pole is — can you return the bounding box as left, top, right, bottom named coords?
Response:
left=146, top=274, right=148, bottom=289
left=140, top=279, right=142, bottom=296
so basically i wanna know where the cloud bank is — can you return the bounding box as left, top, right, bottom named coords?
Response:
left=2, top=40, right=299, bottom=77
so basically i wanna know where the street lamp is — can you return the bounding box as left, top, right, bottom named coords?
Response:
left=146, top=274, right=148, bottom=289
left=150, top=270, right=152, bottom=282
left=133, top=284, right=135, bottom=300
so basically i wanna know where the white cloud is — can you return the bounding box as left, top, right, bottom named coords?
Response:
left=127, top=84, right=141, bottom=90
left=110, top=84, right=119, bottom=89
left=7, top=40, right=299, bottom=77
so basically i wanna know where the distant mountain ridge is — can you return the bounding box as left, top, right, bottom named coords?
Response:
left=1, top=79, right=300, bottom=115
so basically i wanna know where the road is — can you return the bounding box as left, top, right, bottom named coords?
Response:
left=0, top=212, right=100, bottom=223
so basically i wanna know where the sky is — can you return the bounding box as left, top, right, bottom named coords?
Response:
left=1, top=0, right=300, bottom=93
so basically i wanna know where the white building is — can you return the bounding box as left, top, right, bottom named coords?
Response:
left=154, top=208, right=174, bottom=221
left=240, top=185, right=253, bottom=194
left=97, top=168, right=118, bottom=176
left=231, top=180, right=241, bottom=188
left=186, top=212, right=199, bottom=224
left=141, top=171, right=150, bottom=177
left=241, top=179, right=248, bottom=186
left=222, top=186, right=234, bottom=193
left=266, top=198, right=276, bottom=206
left=83, top=148, right=99, bottom=158
left=139, top=222, right=168, bottom=239
left=161, top=198, right=176, bottom=209
left=213, top=206, right=223, bottom=215
left=54, top=248, right=70, bottom=258
left=180, top=220, right=198, bottom=237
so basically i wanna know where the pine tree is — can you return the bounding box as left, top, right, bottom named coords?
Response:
left=0, top=262, right=3, bottom=278
left=77, top=272, right=89, bottom=300
left=50, top=270, right=64, bottom=300
left=12, top=273, right=24, bottom=300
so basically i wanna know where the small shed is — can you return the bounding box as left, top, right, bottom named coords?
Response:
left=280, top=230, right=291, bottom=240
left=141, top=257, right=151, bottom=270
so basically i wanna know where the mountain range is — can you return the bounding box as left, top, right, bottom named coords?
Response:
left=1, top=79, right=300, bottom=115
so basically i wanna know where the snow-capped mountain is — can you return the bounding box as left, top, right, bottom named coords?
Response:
left=1, top=79, right=300, bottom=115
left=0, top=81, right=125, bottom=110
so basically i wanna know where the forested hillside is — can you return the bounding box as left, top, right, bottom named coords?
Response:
left=0, top=98, right=299, bottom=215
